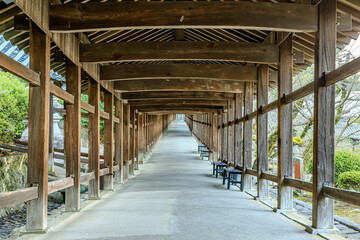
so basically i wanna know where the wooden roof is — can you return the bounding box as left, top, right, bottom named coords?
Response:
left=0, top=0, right=359, bottom=113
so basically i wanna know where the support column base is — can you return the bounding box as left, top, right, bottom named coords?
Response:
left=20, top=229, right=47, bottom=236
left=305, top=226, right=340, bottom=235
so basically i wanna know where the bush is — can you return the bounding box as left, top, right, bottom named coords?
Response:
left=0, top=71, right=28, bottom=143
left=307, top=150, right=360, bottom=184
left=338, top=171, right=360, bottom=191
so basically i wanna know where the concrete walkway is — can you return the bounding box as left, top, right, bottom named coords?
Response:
left=33, top=120, right=320, bottom=240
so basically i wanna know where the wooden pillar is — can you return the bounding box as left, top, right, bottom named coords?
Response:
left=242, top=82, right=253, bottom=191
left=49, top=94, right=54, bottom=173
left=312, top=0, right=336, bottom=230
left=217, top=114, right=222, bottom=161
left=130, top=107, right=135, bottom=175
left=64, top=60, right=81, bottom=211
left=138, top=113, right=143, bottom=164
left=227, top=100, right=235, bottom=166
left=115, top=99, right=123, bottom=183
left=88, top=78, right=100, bottom=199
left=222, top=112, right=227, bottom=161
left=135, top=112, right=139, bottom=169
left=257, top=65, right=269, bottom=199
left=234, top=93, right=242, bottom=167
left=123, top=103, right=130, bottom=180
left=277, top=35, right=294, bottom=211
left=104, top=91, right=114, bottom=190
left=212, top=113, right=218, bottom=162
left=27, top=21, right=50, bottom=231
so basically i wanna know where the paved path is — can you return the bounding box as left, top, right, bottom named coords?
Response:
left=33, top=120, right=320, bottom=240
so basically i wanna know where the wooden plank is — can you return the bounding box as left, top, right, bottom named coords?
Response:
left=277, top=35, right=293, bottom=211
left=48, top=177, right=74, bottom=194
left=0, top=51, right=40, bottom=86
left=88, top=78, right=101, bottom=200
left=103, top=91, right=114, bottom=190
left=312, top=0, right=336, bottom=229
left=128, top=99, right=227, bottom=107
left=114, top=99, right=124, bottom=183
left=121, top=91, right=235, bottom=100
left=242, top=82, right=253, bottom=191
left=99, top=167, right=110, bottom=176
left=114, top=79, right=246, bottom=93
left=0, top=187, right=38, bottom=208
left=26, top=21, right=50, bottom=231
left=100, top=110, right=110, bottom=120
left=284, top=82, right=314, bottom=104
left=81, top=101, right=95, bottom=114
left=136, top=106, right=222, bottom=113
left=64, top=60, right=81, bottom=211
left=50, top=83, right=74, bottom=104
left=284, top=177, right=313, bottom=193
left=113, top=116, right=120, bottom=124
left=325, top=56, right=360, bottom=86
left=256, top=64, right=269, bottom=199
left=50, top=2, right=317, bottom=32
left=101, top=64, right=258, bottom=81
left=246, top=168, right=257, bottom=176
left=261, top=172, right=278, bottom=183
left=323, top=186, right=360, bottom=207
left=85, top=42, right=278, bottom=64
left=80, top=172, right=95, bottom=183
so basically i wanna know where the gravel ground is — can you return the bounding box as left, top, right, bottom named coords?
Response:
left=0, top=202, right=61, bottom=239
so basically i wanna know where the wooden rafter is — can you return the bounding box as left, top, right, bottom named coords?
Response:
left=121, top=91, right=235, bottom=100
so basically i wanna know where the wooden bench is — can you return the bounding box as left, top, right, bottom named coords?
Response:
left=212, top=161, right=227, bottom=178
left=198, top=144, right=205, bottom=153
left=223, top=167, right=242, bottom=190
left=200, top=148, right=210, bottom=160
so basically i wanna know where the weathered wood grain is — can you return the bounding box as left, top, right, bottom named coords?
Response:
left=104, top=91, right=114, bottom=190
left=121, top=91, right=235, bottom=101
left=0, top=187, right=38, bottom=208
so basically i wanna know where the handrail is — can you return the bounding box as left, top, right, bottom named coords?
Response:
left=0, top=186, right=38, bottom=208
left=284, top=177, right=313, bottom=192
left=48, top=177, right=74, bottom=194
left=324, top=185, right=360, bottom=207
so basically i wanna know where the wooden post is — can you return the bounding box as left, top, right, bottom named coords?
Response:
left=242, top=82, right=253, bottom=191
left=123, top=103, right=130, bottom=180
left=234, top=93, right=242, bottom=167
left=217, top=114, right=222, bottom=161
left=130, top=107, right=135, bottom=175
left=115, top=99, right=123, bottom=183
left=49, top=94, right=54, bottom=173
left=104, top=91, right=114, bottom=190
left=312, top=0, right=336, bottom=230
left=64, top=59, right=81, bottom=211
left=135, top=112, right=139, bottom=169
left=138, top=113, right=143, bottom=164
left=212, top=113, right=218, bottom=162
left=222, top=111, right=227, bottom=161
left=27, top=21, right=50, bottom=231
left=277, top=35, right=293, bottom=211
left=257, top=64, right=269, bottom=199
left=88, top=78, right=100, bottom=199
left=227, top=100, right=235, bottom=166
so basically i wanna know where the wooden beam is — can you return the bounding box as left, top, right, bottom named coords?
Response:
left=234, top=93, right=242, bottom=167
left=50, top=2, right=317, bottom=32
left=121, top=91, right=235, bottom=101
left=277, top=35, right=293, bottom=211
left=242, top=82, right=253, bottom=191
left=50, top=83, right=74, bottom=104
left=48, top=177, right=74, bottom=195
left=130, top=107, right=136, bottom=174
left=103, top=91, right=114, bottom=190
left=88, top=78, right=101, bottom=200
left=123, top=103, right=130, bottom=180
left=137, top=106, right=221, bottom=113
left=0, top=51, right=40, bottom=86
left=82, top=42, right=279, bottom=64
left=101, top=64, right=257, bottom=82
left=128, top=99, right=228, bottom=107
left=114, top=99, right=124, bottom=183
left=256, top=64, right=269, bottom=199
left=27, top=21, right=50, bottom=231
left=81, top=101, right=95, bottom=114
left=114, top=79, right=245, bottom=93
left=64, top=60, right=81, bottom=211
left=312, top=0, right=336, bottom=230
left=0, top=187, right=38, bottom=208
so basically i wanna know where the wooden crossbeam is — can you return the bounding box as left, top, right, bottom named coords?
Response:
left=136, top=105, right=222, bottom=113
left=114, top=79, right=245, bottom=93
left=121, top=91, right=235, bottom=100
left=82, top=42, right=278, bottom=64
left=101, top=64, right=257, bottom=82
left=128, top=99, right=227, bottom=106
left=50, top=2, right=317, bottom=32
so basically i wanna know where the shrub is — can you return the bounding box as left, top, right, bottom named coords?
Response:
left=0, top=71, right=28, bottom=143
left=338, top=171, right=360, bottom=191
left=307, top=150, right=360, bottom=184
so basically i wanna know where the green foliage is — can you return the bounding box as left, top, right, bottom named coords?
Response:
left=338, top=171, right=360, bottom=191
left=308, top=150, right=360, bottom=184
left=79, top=94, right=104, bottom=132
left=293, top=137, right=303, bottom=145
left=0, top=71, right=29, bottom=143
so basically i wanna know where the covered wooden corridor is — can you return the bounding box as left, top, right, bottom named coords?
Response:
left=21, top=120, right=320, bottom=240
left=0, top=0, right=360, bottom=239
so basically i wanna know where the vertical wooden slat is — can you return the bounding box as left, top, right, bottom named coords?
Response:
left=278, top=35, right=294, bottom=210
left=64, top=60, right=81, bottom=211
left=123, top=103, right=130, bottom=180
left=27, top=21, right=50, bottom=231
left=114, top=99, right=123, bottom=183
left=257, top=64, right=269, bottom=199
left=234, top=93, right=242, bottom=167
left=242, top=82, right=253, bottom=191
left=312, top=0, right=336, bottom=230
left=88, top=78, right=100, bottom=199
left=104, top=91, right=114, bottom=190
